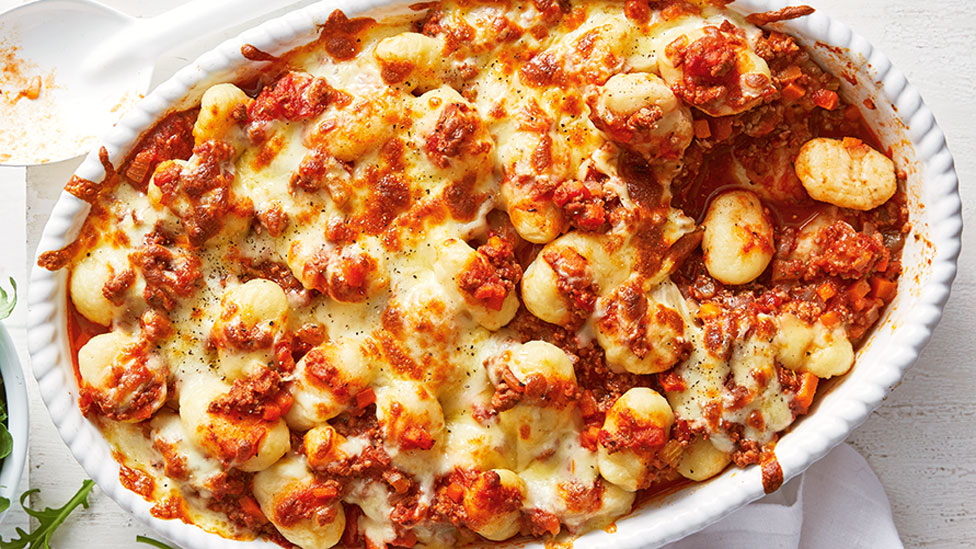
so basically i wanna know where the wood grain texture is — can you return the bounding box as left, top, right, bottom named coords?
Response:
left=812, top=2, right=976, bottom=547
left=7, top=0, right=976, bottom=547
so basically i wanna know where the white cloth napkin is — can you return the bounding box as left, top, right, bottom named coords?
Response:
left=665, top=443, right=902, bottom=549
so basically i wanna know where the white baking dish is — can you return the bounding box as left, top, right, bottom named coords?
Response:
left=27, top=0, right=962, bottom=547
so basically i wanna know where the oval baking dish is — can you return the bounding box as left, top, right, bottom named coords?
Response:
left=27, top=0, right=961, bottom=547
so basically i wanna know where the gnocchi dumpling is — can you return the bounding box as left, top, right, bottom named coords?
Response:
left=179, top=375, right=290, bottom=472
left=376, top=380, right=446, bottom=452
left=497, top=132, right=572, bottom=244
left=253, top=455, right=345, bottom=549
left=657, top=22, right=775, bottom=117
left=146, top=159, right=186, bottom=211
left=527, top=14, right=637, bottom=87
left=416, top=86, right=495, bottom=179
left=794, top=137, right=897, bottom=211
left=286, top=337, right=375, bottom=430
left=435, top=238, right=520, bottom=331
left=775, top=313, right=855, bottom=378
left=595, top=281, right=690, bottom=375
left=303, top=425, right=348, bottom=471
left=501, top=404, right=575, bottom=471
left=519, top=457, right=634, bottom=534
left=374, top=32, right=449, bottom=92
left=377, top=279, right=463, bottom=383
left=78, top=331, right=168, bottom=422
left=505, top=195, right=564, bottom=244
left=289, top=239, right=388, bottom=303
left=69, top=243, right=141, bottom=326
left=145, top=155, right=250, bottom=246
left=581, top=480, right=636, bottom=532
left=588, top=72, right=694, bottom=161
left=210, top=279, right=289, bottom=381
left=461, top=469, right=526, bottom=541
left=490, top=340, right=578, bottom=402
left=150, top=411, right=224, bottom=488
left=490, top=341, right=578, bottom=467
left=309, top=93, right=402, bottom=162
left=702, top=190, right=774, bottom=285
left=441, top=412, right=515, bottom=471
left=193, top=83, right=252, bottom=145
left=521, top=232, right=619, bottom=328
left=677, top=436, right=731, bottom=481
left=597, top=387, right=676, bottom=491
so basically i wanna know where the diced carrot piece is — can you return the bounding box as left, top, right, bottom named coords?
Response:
left=445, top=482, right=465, bottom=504
left=812, top=89, right=840, bottom=110
left=355, top=387, right=376, bottom=409
left=848, top=279, right=871, bottom=300
left=659, top=370, right=687, bottom=392
left=313, top=484, right=339, bottom=501
left=820, top=310, right=841, bottom=327
left=847, top=279, right=872, bottom=312
left=580, top=426, right=600, bottom=451
left=781, top=82, right=807, bottom=101
left=779, top=65, right=803, bottom=83
left=578, top=390, right=603, bottom=424
left=698, top=302, right=722, bottom=320
left=870, top=277, right=897, bottom=301
left=793, top=373, right=819, bottom=415
left=817, top=282, right=836, bottom=301
left=693, top=118, right=711, bottom=139
left=239, top=496, right=266, bottom=522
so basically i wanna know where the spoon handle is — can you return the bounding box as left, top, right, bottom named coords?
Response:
left=86, top=0, right=308, bottom=69
left=130, top=0, right=307, bottom=57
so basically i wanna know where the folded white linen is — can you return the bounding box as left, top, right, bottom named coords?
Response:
left=665, top=443, right=902, bottom=549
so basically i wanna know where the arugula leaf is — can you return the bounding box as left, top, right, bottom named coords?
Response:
left=136, top=535, right=180, bottom=549
left=0, top=427, right=11, bottom=461
left=0, top=278, right=16, bottom=321
left=0, top=480, right=95, bottom=549
left=0, top=396, right=11, bottom=461
left=0, top=277, right=18, bottom=511
left=0, top=278, right=14, bottom=463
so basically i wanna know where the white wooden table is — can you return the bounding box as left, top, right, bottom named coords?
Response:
left=0, top=0, right=973, bottom=546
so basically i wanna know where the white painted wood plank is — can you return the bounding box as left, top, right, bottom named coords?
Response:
left=810, top=2, right=976, bottom=546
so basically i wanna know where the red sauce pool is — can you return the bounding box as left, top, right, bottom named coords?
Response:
left=674, top=107, right=888, bottom=230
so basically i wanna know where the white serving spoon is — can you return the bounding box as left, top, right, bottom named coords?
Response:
left=0, top=0, right=302, bottom=166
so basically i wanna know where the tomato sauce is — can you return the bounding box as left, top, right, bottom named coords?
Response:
left=117, top=459, right=156, bottom=500
left=150, top=496, right=191, bottom=522
left=673, top=146, right=825, bottom=228
left=674, top=105, right=886, bottom=230
left=121, top=109, right=197, bottom=190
